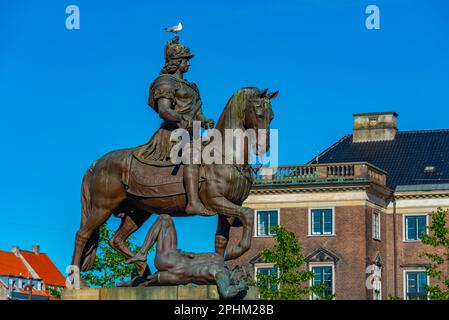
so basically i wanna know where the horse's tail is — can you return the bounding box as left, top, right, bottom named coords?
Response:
left=79, top=163, right=98, bottom=272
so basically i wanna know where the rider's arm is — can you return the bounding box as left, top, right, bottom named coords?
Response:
left=194, top=101, right=207, bottom=122
left=194, top=102, right=214, bottom=129
left=157, top=98, right=185, bottom=123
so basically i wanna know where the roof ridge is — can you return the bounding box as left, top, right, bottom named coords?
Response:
left=15, top=249, right=40, bottom=280
left=308, top=134, right=351, bottom=164
left=338, top=128, right=449, bottom=137
left=398, top=129, right=449, bottom=134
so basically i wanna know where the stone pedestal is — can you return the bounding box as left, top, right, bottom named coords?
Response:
left=61, top=285, right=259, bottom=300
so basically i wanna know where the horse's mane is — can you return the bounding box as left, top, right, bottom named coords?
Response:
left=217, top=87, right=260, bottom=131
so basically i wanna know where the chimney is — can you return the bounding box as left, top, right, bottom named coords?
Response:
left=11, top=246, right=20, bottom=256
left=352, top=112, right=398, bottom=143
left=32, top=244, right=40, bottom=256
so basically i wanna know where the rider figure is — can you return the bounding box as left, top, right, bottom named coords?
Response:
left=135, top=36, right=214, bottom=216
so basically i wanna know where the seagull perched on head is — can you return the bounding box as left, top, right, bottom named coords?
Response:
left=163, top=22, right=183, bottom=35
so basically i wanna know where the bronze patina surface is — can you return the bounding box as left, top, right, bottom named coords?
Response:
left=70, top=35, right=278, bottom=294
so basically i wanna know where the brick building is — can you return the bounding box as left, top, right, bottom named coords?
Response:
left=0, top=245, right=66, bottom=300
left=229, top=112, right=449, bottom=300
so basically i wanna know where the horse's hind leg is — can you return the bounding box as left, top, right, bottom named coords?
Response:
left=71, top=206, right=114, bottom=283
left=109, top=211, right=151, bottom=277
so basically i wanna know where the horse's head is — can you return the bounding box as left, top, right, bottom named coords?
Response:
left=216, top=87, right=279, bottom=161
left=243, top=88, right=278, bottom=156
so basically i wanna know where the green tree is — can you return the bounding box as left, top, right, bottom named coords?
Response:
left=47, top=286, right=61, bottom=299
left=250, top=225, right=334, bottom=300
left=420, top=207, right=449, bottom=300
left=81, top=224, right=141, bottom=288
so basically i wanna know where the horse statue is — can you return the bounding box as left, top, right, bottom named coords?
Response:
left=70, top=86, right=278, bottom=286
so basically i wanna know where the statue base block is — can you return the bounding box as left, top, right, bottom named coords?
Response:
left=61, top=285, right=259, bottom=300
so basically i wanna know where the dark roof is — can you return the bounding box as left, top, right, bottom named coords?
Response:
left=311, top=130, right=449, bottom=188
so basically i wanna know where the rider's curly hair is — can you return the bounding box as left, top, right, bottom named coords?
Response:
left=160, top=58, right=183, bottom=75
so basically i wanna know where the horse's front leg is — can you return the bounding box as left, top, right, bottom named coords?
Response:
left=109, top=212, right=151, bottom=280
left=209, top=197, right=254, bottom=261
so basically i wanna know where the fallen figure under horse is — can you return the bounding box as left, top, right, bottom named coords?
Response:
left=125, top=214, right=250, bottom=299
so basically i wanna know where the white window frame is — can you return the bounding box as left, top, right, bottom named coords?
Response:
left=309, top=262, right=335, bottom=300
left=372, top=209, right=381, bottom=240
left=254, top=263, right=280, bottom=296
left=403, top=214, right=429, bottom=242
left=403, top=269, right=429, bottom=300
left=308, top=207, right=335, bottom=236
left=254, top=263, right=278, bottom=281
left=36, top=280, right=42, bottom=291
left=254, top=209, right=280, bottom=237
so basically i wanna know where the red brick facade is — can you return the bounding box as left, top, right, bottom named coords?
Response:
left=226, top=182, right=449, bottom=300
left=232, top=114, right=449, bottom=299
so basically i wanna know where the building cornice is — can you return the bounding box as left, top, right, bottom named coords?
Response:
left=250, top=185, right=368, bottom=195
left=394, top=191, right=449, bottom=200
left=250, top=181, right=391, bottom=198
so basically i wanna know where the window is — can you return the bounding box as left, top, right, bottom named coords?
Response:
left=310, top=208, right=334, bottom=235
left=311, top=265, right=334, bottom=299
left=424, top=166, right=436, bottom=173
left=33, top=280, right=42, bottom=291
left=404, top=215, right=427, bottom=241
left=372, top=210, right=381, bottom=240
left=405, top=271, right=428, bottom=300
left=255, top=265, right=279, bottom=290
left=256, top=210, right=279, bottom=236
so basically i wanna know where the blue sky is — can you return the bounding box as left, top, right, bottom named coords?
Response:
left=1, top=0, right=448, bottom=275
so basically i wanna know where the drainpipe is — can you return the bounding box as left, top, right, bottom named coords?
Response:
left=391, top=193, right=398, bottom=297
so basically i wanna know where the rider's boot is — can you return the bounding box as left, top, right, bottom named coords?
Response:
left=184, top=164, right=215, bottom=216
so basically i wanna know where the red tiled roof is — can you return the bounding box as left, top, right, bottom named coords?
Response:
left=0, top=251, right=30, bottom=277
left=20, top=251, right=66, bottom=287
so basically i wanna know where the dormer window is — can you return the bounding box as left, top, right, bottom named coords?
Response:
left=368, top=116, right=378, bottom=127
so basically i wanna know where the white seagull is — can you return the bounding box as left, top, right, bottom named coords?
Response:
left=163, top=22, right=183, bottom=35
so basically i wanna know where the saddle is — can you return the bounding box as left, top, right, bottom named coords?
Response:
left=122, top=153, right=205, bottom=198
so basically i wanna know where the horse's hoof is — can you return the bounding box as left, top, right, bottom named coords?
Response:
left=224, top=245, right=239, bottom=261
left=116, top=275, right=152, bottom=287
left=116, top=279, right=134, bottom=287
left=125, top=253, right=148, bottom=266
left=185, top=203, right=215, bottom=216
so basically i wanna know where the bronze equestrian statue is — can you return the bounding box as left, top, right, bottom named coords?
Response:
left=125, top=214, right=249, bottom=299
left=70, top=36, right=278, bottom=286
